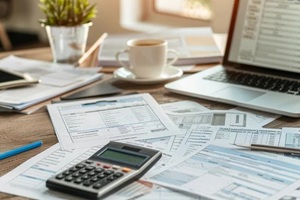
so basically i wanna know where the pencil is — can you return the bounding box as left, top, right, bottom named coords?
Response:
left=76, top=32, right=108, bottom=67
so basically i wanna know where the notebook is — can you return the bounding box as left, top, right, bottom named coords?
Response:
left=165, top=0, right=300, bottom=117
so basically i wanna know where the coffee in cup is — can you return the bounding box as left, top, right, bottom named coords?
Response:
left=115, top=39, right=178, bottom=79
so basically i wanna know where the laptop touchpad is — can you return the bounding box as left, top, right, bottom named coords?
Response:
left=213, top=87, right=265, bottom=102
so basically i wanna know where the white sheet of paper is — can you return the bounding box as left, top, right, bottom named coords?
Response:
left=174, top=125, right=285, bottom=158
left=230, top=107, right=280, bottom=127
left=144, top=126, right=300, bottom=199
left=144, top=139, right=300, bottom=199
left=47, top=93, right=181, bottom=150
left=0, top=56, right=102, bottom=109
left=160, top=100, right=209, bottom=113
left=139, top=101, right=278, bottom=153
left=164, top=110, right=251, bottom=153
left=281, top=127, right=300, bottom=148
left=138, top=100, right=209, bottom=151
left=138, top=186, right=203, bottom=200
left=135, top=109, right=287, bottom=200
left=173, top=126, right=218, bottom=158
left=98, top=27, right=222, bottom=67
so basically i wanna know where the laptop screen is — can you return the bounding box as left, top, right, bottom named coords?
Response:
left=225, top=0, right=300, bottom=73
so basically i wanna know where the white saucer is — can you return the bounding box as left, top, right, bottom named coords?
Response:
left=113, top=66, right=183, bottom=84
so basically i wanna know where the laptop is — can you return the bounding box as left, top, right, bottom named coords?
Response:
left=165, top=0, right=300, bottom=117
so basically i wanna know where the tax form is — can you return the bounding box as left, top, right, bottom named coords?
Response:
left=139, top=100, right=278, bottom=153
left=138, top=100, right=209, bottom=151
left=47, top=93, right=180, bottom=150
left=138, top=103, right=281, bottom=199
left=164, top=111, right=248, bottom=153
left=174, top=125, right=284, bottom=158
left=138, top=186, right=203, bottom=200
left=144, top=126, right=300, bottom=199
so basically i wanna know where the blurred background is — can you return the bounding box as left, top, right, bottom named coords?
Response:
left=0, top=0, right=233, bottom=52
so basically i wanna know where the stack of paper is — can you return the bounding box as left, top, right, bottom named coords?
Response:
left=98, top=27, right=223, bottom=67
left=5, top=93, right=300, bottom=200
left=0, top=56, right=102, bottom=113
left=45, top=97, right=298, bottom=200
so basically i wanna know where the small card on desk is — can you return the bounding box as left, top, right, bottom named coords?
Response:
left=61, top=81, right=122, bottom=100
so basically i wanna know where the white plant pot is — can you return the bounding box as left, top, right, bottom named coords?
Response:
left=45, top=23, right=91, bottom=64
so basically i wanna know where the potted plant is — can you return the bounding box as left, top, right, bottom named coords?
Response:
left=39, top=0, right=97, bottom=64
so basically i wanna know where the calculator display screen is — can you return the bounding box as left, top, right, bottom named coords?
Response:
left=98, top=149, right=147, bottom=166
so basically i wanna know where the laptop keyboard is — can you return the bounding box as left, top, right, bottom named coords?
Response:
left=204, top=70, right=300, bottom=95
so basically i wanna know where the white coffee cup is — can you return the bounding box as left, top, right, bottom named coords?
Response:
left=115, top=39, right=178, bottom=79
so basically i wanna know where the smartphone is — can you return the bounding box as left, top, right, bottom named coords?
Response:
left=0, top=68, right=39, bottom=89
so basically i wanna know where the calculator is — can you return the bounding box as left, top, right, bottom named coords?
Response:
left=46, top=141, right=162, bottom=199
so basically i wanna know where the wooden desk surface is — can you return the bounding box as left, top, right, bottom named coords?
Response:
left=1, top=47, right=300, bottom=199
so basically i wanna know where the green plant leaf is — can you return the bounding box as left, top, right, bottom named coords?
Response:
left=39, top=0, right=97, bottom=26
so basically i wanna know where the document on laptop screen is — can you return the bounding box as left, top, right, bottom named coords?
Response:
left=228, top=0, right=300, bottom=73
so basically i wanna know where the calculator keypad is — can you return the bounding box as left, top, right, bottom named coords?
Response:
left=55, top=160, right=126, bottom=190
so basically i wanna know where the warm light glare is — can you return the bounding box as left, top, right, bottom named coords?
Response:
left=155, top=0, right=212, bottom=20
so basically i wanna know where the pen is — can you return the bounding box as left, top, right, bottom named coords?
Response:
left=233, top=143, right=300, bottom=154
left=0, top=140, right=43, bottom=160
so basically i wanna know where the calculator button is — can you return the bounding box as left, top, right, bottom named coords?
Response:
left=72, top=172, right=81, bottom=178
left=79, top=169, right=87, bottom=174
left=85, top=160, right=94, bottom=164
left=122, top=168, right=131, bottom=173
left=74, top=178, right=84, bottom=184
left=76, top=164, right=86, bottom=169
left=94, top=168, right=104, bottom=173
left=85, top=166, right=96, bottom=171
left=65, top=176, right=74, bottom=182
left=83, top=181, right=94, bottom=187
left=93, top=183, right=104, bottom=189
left=112, top=165, right=120, bottom=170
left=69, top=167, right=79, bottom=172
left=113, top=172, right=124, bottom=177
left=62, top=171, right=72, bottom=176
left=103, top=165, right=111, bottom=169
left=55, top=174, right=65, bottom=179
left=81, top=175, right=89, bottom=180
left=90, top=177, right=100, bottom=182
left=98, top=179, right=109, bottom=186
left=107, top=176, right=117, bottom=181
left=97, top=174, right=107, bottom=179
left=88, top=171, right=97, bottom=176
left=104, top=170, right=114, bottom=175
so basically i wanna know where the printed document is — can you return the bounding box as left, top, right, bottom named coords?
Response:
left=139, top=100, right=277, bottom=153
left=269, top=128, right=300, bottom=199
left=137, top=100, right=209, bottom=151
left=47, top=93, right=180, bottom=150
left=138, top=186, right=203, bottom=200
left=144, top=126, right=300, bottom=199
left=174, top=125, right=284, bottom=158
left=98, top=27, right=223, bottom=67
left=0, top=56, right=102, bottom=110
left=164, top=110, right=253, bottom=153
